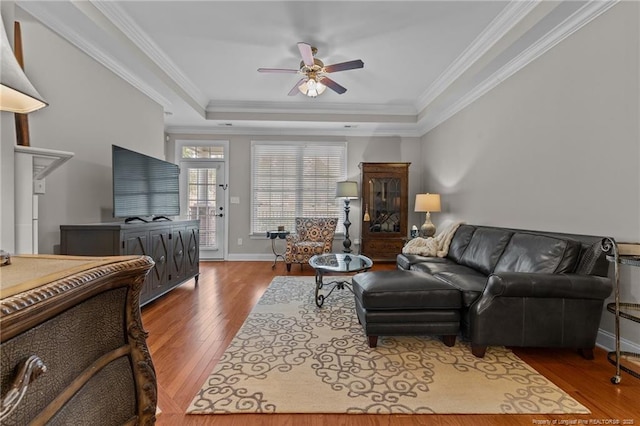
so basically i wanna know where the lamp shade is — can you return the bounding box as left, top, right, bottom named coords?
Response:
left=414, top=193, right=441, bottom=212
left=336, top=181, right=358, bottom=199
left=0, top=18, right=47, bottom=113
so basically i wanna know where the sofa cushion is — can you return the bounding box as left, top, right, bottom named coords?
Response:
left=493, top=233, right=582, bottom=274
left=352, top=270, right=461, bottom=310
left=412, top=261, right=478, bottom=276
left=397, top=224, right=477, bottom=270
left=458, top=228, right=513, bottom=275
left=396, top=253, right=451, bottom=270
left=575, top=241, right=609, bottom=277
left=447, top=224, right=477, bottom=263
left=433, top=271, right=488, bottom=307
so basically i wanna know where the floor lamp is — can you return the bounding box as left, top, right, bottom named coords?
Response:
left=336, top=181, right=359, bottom=253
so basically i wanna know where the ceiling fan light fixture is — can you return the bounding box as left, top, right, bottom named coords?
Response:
left=316, top=81, right=327, bottom=96
left=260, top=42, right=362, bottom=97
left=297, top=80, right=308, bottom=95
left=298, top=77, right=326, bottom=98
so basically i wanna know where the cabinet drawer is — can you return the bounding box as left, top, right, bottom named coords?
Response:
left=361, top=239, right=404, bottom=261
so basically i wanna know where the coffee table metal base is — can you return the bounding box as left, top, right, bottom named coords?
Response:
left=309, top=253, right=373, bottom=308
left=315, top=274, right=353, bottom=308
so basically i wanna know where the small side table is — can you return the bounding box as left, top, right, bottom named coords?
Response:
left=266, top=230, right=290, bottom=269
left=603, top=238, right=640, bottom=384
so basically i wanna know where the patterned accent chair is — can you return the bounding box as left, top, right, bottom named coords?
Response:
left=284, top=217, right=338, bottom=271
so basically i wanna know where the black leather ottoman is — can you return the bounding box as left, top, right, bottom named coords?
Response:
left=352, top=270, right=462, bottom=348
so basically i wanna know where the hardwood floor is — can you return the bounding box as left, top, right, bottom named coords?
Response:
left=141, top=261, right=640, bottom=425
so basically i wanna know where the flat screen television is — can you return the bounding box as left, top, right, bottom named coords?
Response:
left=112, top=145, right=180, bottom=222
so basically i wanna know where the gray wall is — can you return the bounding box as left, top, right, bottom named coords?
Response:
left=421, top=2, right=640, bottom=350
left=0, top=9, right=165, bottom=254
left=167, top=133, right=423, bottom=259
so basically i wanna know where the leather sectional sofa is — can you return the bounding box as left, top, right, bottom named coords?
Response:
left=352, top=224, right=613, bottom=358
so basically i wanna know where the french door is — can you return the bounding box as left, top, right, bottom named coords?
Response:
left=180, top=160, right=226, bottom=260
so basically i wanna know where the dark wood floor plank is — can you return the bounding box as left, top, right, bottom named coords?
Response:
left=142, top=261, right=640, bottom=426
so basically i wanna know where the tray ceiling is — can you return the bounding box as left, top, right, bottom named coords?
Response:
left=16, top=1, right=616, bottom=136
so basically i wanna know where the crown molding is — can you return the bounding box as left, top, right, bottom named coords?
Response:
left=90, top=0, right=208, bottom=108
left=166, top=123, right=423, bottom=138
left=417, top=0, right=619, bottom=136
left=415, top=0, right=540, bottom=111
left=19, top=0, right=619, bottom=139
left=206, top=100, right=417, bottom=116
left=17, top=1, right=174, bottom=111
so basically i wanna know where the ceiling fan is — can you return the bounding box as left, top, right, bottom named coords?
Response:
left=258, top=42, right=364, bottom=98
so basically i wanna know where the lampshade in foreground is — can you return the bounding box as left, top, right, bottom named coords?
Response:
left=0, top=17, right=47, bottom=113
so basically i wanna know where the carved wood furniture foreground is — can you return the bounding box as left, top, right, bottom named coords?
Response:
left=0, top=254, right=156, bottom=425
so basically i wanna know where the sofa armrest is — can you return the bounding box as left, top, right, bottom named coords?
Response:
left=483, top=272, right=613, bottom=300
left=470, top=272, right=612, bottom=351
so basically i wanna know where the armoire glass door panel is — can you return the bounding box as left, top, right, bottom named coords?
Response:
left=366, top=177, right=402, bottom=233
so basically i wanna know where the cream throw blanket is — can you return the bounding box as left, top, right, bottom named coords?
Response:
left=402, top=221, right=465, bottom=257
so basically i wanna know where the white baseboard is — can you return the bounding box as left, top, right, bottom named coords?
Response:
left=596, top=328, right=640, bottom=353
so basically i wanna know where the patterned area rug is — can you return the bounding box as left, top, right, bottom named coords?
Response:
left=187, top=276, right=590, bottom=415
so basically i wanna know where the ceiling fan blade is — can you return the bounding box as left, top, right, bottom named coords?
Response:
left=288, top=78, right=307, bottom=96
left=323, top=59, right=364, bottom=73
left=319, top=77, right=347, bottom=95
left=297, top=42, right=315, bottom=67
left=258, top=68, right=299, bottom=73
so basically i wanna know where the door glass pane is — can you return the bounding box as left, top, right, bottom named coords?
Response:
left=367, top=177, right=401, bottom=233
left=188, top=168, right=217, bottom=249
left=182, top=146, right=225, bottom=159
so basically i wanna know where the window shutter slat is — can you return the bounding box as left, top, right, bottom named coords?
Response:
left=251, top=142, right=347, bottom=233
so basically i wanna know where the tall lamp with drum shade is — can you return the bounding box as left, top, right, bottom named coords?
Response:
left=336, top=181, right=359, bottom=253
left=414, top=193, right=441, bottom=237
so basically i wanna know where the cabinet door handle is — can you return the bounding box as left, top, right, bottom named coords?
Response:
left=1, top=355, right=47, bottom=421
left=178, top=250, right=183, bottom=256
left=157, top=256, right=166, bottom=264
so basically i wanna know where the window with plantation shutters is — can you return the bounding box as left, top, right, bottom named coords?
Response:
left=251, top=141, right=347, bottom=234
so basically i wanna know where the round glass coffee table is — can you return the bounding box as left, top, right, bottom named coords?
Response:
left=308, top=253, right=373, bottom=307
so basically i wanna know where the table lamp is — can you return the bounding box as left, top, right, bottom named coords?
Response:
left=414, top=193, right=441, bottom=238
left=336, top=181, right=359, bottom=253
